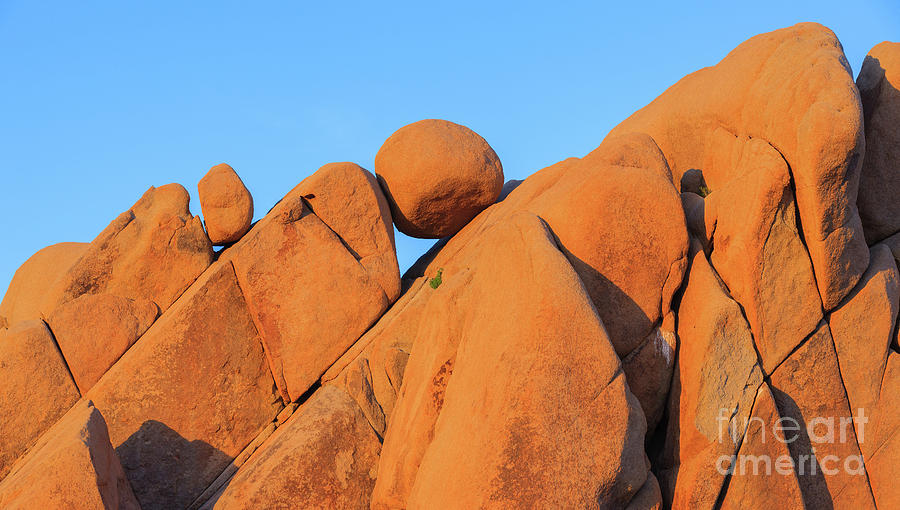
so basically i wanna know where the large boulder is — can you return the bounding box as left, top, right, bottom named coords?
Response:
left=856, top=41, right=900, bottom=243
left=659, top=241, right=764, bottom=508
left=198, top=163, right=254, bottom=245
left=0, top=401, right=140, bottom=510
left=0, top=320, right=80, bottom=479
left=84, top=261, right=282, bottom=510
left=375, top=119, right=504, bottom=238
left=46, top=293, right=159, bottom=393
left=608, top=22, right=868, bottom=310
left=224, top=162, right=399, bottom=403
left=0, top=242, right=88, bottom=326
left=705, top=137, right=822, bottom=374
left=41, top=184, right=213, bottom=318
left=373, top=212, right=654, bottom=509
left=199, top=386, right=380, bottom=509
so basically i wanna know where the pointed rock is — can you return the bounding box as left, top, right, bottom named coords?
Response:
left=659, top=241, right=764, bottom=508
left=41, top=184, right=213, bottom=318
left=0, top=401, right=140, bottom=510
left=84, top=261, right=282, bottom=510
left=225, top=165, right=396, bottom=402
left=374, top=212, right=651, bottom=509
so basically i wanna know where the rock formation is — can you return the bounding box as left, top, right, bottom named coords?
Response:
left=1, top=22, right=898, bottom=510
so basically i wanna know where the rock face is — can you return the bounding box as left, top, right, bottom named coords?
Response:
left=198, top=163, right=254, bottom=245
left=375, top=119, right=504, bottom=238
left=226, top=162, right=399, bottom=403
left=84, top=261, right=282, bottom=510
left=0, top=320, right=80, bottom=480
left=857, top=42, right=900, bottom=243
left=47, top=293, right=158, bottom=393
left=609, top=22, right=867, bottom=311
left=1, top=23, right=897, bottom=510
left=41, top=183, right=213, bottom=318
left=0, top=401, right=140, bottom=510
left=373, top=213, right=654, bottom=509
left=0, top=242, right=88, bottom=326
left=200, top=386, right=381, bottom=510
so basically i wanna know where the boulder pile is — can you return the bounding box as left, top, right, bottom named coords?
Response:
left=0, top=22, right=898, bottom=509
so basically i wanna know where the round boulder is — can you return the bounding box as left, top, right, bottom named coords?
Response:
left=198, top=163, right=254, bottom=245
left=374, top=119, right=503, bottom=238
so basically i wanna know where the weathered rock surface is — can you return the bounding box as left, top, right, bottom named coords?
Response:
left=84, top=261, right=282, bottom=510
left=856, top=41, right=900, bottom=243
left=0, top=242, right=88, bottom=326
left=0, top=401, right=140, bottom=510
left=226, top=162, right=398, bottom=403
left=0, top=320, right=80, bottom=480
left=705, top=137, right=822, bottom=374
left=198, top=163, right=254, bottom=245
left=609, top=22, right=868, bottom=310
left=769, top=324, right=875, bottom=509
left=374, top=212, right=653, bottom=509
left=375, top=119, right=504, bottom=238
left=719, top=383, right=805, bottom=510
left=659, top=241, right=763, bottom=508
left=41, top=184, right=213, bottom=318
left=47, top=293, right=159, bottom=393
left=200, top=386, right=380, bottom=510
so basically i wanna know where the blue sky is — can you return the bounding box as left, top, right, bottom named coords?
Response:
left=1, top=1, right=898, bottom=295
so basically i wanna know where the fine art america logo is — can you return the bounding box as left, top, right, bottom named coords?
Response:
left=716, top=408, right=869, bottom=476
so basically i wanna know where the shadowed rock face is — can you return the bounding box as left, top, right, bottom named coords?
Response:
left=2, top=22, right=899, bottom=510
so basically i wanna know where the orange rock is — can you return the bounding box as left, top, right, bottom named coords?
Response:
left=609, top=22, right=868, bottom=310
left=374, top=212, right=652, bottom=509
left=85, top=261, right=282, bottom=509
left=856, top=42, right=900, bottom=243
left=0, top=400, right=140, bottom=510
left=198, top=163, right=254, bottom=245
left=375, top=119, right=504, bottom=238
left=660, top=241, right=763, bottom=508
left=719, top=383, right=805, bottom=510
left=41, top=184, right=213, bottom=318
left=830, top=244, right=898, bottom=420
left=47, top=293, right=159, bottom=393
left=862, top=351, right=900, bottom=509
left=769, top=323, right=875, bottom=509
left=417, top=133, right=689, bottom=360
left=322, top=277, right=431, bottom=436
left=225, top=164, right=397, bottom=403
left=829, top=245, right=900, bottom=508
left=0, top=320, right=80, bottom=479
left=706, top=137, right=822, bottom=374
left=0, top=242, right=88, bottom=326
left=289, top=162, right=401, bottom=302
left=198, top=386, right=380, bottom=509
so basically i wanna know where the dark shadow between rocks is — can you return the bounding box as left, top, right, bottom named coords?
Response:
left=769, top=386, right=835, bottom=510
left=117, top=420, right=232, bottom=510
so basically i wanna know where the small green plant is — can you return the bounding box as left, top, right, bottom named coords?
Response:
left=429, top=268, right=444, bottom=289
left=698, top=184, right=712, bottom=198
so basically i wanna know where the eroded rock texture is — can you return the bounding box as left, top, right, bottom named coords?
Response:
left=1, top=22, right=898, bottom=510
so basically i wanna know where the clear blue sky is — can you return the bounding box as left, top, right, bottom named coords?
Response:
left=1, top=1, right=898, bottom=296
